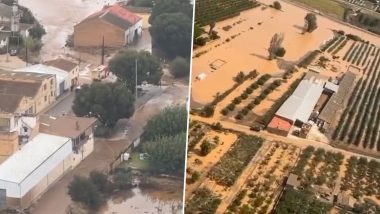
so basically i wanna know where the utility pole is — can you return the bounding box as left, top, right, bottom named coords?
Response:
left=25, top=36, right=28, bottom=67
left=135, top=58, right=138, bottom=105
left=101, top=36, right=105, bottom=65
left=6, top=37, right=9, bottom=62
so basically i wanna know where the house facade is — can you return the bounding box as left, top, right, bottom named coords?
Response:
left=44, top=58, right=80, bottom=88
left=74, top=4, right=143, bottom=48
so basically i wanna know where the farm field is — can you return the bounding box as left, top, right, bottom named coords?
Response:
left=290, top=0, right=347, bottom=19
left=332, top=40, right=380, bottom=154
left=186, top=121, right=305, bottom=213
left=191, top=0, right=380, bottom=110
left=274, top=146, right=380, bottom=213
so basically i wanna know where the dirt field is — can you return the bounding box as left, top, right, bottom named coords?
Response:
left=191, top=0, right=380, bottom=107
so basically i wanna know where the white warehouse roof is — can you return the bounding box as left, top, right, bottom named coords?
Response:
left=276, top=80, right=323, bottom=124
left=0, top=133, right=72, bottom=198
left=14, top=64, right=71, bottom=95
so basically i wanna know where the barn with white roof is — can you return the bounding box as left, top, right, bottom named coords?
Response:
left=0, top=133, right=72, bottom=208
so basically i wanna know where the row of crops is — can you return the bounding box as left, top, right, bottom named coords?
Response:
left=195, top=0, right=260, bottom=26
left=343, top=41, right=377, bottom=69
left=333, top=44, right=380, bottom=151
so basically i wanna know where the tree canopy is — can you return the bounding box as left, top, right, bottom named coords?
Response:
left=72, top=82, right=135, bottom=127
left=170, top=56, right=190, bottom=78
left=305, top=13, right=318, bottom=33
left=108, top=50, right=163, bottom=91
left=68, top=176, right=103, bottom=210
left=143, top=132, right=186, bottom=175
left=148, top=0, right=193, bottom=24
left=149, top=12, right=192, bottom=58
left=142, top=105, right=188, bottom=141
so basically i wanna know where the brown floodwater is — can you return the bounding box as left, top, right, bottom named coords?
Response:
left=101, top=187, right=183, bottom=214
left=18, top=0, right=119, bottom=59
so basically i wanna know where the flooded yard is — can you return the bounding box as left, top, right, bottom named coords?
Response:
left=18, top=0, right=151, bottom=61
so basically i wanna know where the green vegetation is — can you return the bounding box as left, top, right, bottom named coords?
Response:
left=195, top=0, right=260, bottom=26
left=275, top=188, right=333, bottom=214
left=341, top=156, right=380, bottom=199
left=127, top=0, right=153, bottom=7
left=227, top=190, right=247, bottom=212
left=188, top=122, right=207, bottom=150
left=108, top=50, right=163, bottom=92
left=209, top=135, right=263, bottom=186
left=72, top=83, right=135, bottom=128
left=142, top=106, right=188, bottom=141
left=142, top=106, right=187, bottom=175
left=292, top=0, right=346, bottom=19
left=304, top=13, right=318, bottom=33
left=185, top=187, right=222, bottom=214
left=333, top=45, right=380, bottom=151
left=170, top=56, right=190, bottom=78
left=149, top=0, right=193, bottom=57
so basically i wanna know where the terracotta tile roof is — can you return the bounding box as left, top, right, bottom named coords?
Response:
left=79, top=4, right=141, bottom=30
left=268, top=116, right=292, bottom=132
left=44, top=58, right=78, bottom=72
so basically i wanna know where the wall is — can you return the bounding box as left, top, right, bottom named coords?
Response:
left=71, top=133, right=94, bottom=168
left=125, top=19, right=143, bottom=44
left=74, top=18, right=125, bottom=48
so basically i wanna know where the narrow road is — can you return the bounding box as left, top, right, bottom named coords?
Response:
left=190, top=115, right=379, bottom=161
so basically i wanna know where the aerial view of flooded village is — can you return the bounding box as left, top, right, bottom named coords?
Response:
left=0, top=0, right=192, bottom=213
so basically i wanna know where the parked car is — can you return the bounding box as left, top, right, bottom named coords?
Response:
left=250, top=125, right=262, bottom=132
left=9, top=49, right=18, bottom=56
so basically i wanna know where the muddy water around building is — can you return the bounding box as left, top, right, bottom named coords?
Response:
left=18, top=0, right=119, bottom=60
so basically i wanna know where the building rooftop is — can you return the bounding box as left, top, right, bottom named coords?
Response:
left=276, top=79, right=324, bottom=123
left=14, top=64, right=68, bottom=84
left=287, top=173, right=301, bottom=188
left=0, top=133, right=71, bottom=184
left=268, top=116, right=292, bottom=132
left=39, top=115, right=97, bottom=139
left=0, top=69, right=54, bottom=82
left=0, top=94, right=23, bottom=114
left=44, top=58, right=78, bottom=72
left=79, top=4, right=142, bottom=30
left=318, top=72, right=356, bottom=124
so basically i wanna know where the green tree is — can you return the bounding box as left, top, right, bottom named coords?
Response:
left=68, top=176, right=103, bottom=210
left=113, top=168, right=133, bottom=189
left=149, top=0, right=192, bottom=24
left=108, top=50, right=163, bottom=91
left=72, top=82, right=135, bottom=127
left=149, top=12, right=192, bottom=58
left=143, top=132, right=186, bottom=175
left=276, top=47, right=286, bottom=57
left=142, top=105, right=188, bottom=141
left=89, top=171, right=111, bottom=194
left=304, top=13, right=318, bottom=33
left=200, top=140, right=213, bottom=156
left=170, top=56, right=190, bottom=78
left=28, top=24, right=46, bottom=40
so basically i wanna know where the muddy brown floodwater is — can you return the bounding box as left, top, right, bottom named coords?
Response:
left=18, top=0, right=119, bottom=60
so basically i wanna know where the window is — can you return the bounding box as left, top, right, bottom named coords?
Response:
left=44, top=96, right=47, bottom=102
left=44, top=83, right=47, bottom=90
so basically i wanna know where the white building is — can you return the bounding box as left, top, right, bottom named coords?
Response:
left=14, top=64, right=71, bottom=97
left=0, top=133, right=72, bottom=208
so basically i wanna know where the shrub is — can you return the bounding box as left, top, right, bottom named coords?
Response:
left=192, top=171, right=201, bottom=182
left=241, top=108, right=249, bottom=115
left=254, top=97, right=262, bottom=105
left=241, top=93, right=248, bottom=99
left=221, top=108, right=229, bottom=115
left=250, top=83, right=259, bottom=89
left=275, top=47, right=286, bottom=57
left=245, top=87, right=253, bottom=94
left=233, top=97, right=242, bottom=104
left=227, top=103, right=236, bottom=111
left=200, top=140, right=213, bottom=156
left=202, top=105, right=215, bottom=117
left=235, top=114, right=243, bottom=120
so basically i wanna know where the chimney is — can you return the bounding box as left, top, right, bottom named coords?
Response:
left=75, top=121, right=80, bottom=130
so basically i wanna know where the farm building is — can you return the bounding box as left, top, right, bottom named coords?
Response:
left=318, top=71, right=356, bottom=128
left=74, top=4, right=143, bottom=48
left=268, top=79, right=324, bottom=136
left=14, top=64, right=72, bottom=97
left=0, top=133, right=72, bottom=208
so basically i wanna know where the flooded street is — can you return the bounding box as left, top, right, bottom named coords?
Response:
left=102, top=187, right=182, bottom=214
left=18, top=0, right=120, bottom=60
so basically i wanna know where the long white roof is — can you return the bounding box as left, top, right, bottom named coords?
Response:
left=276, top=80, right=323, bottom=123
left=14, top=64, right=68, bottom=84
left=0, top=133, right=71, bottom=184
